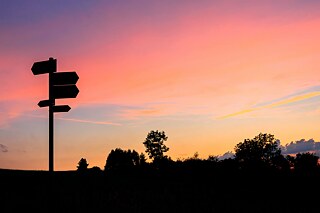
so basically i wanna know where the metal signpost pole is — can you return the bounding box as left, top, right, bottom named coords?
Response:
left=48, top=58, right=55, bottom=172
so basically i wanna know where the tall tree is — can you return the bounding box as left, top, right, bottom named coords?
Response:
left=143, top=130, right=169, bottom=161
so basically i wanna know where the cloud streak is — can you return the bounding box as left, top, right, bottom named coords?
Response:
left=55, top=117, right=121, bottom=126
left=117, top=103, right=176, bottom=120
left=1, top=111, right=121, bottom=126
left=218, top=90, right=320, bottom=119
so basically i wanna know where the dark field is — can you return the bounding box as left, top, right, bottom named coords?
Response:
left=1, top=169, right=319, bottom=213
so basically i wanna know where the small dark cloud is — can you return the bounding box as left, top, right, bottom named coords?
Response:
left=0, top=144, right=8, bottom=152
left=218, top=151, right=235, bottom=160
left=281, top=139, right=320, bottom=156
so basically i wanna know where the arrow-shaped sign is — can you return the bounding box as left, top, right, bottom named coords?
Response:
left=53, top=85, right=79, bottom=99
left=31, top=58, right=56, bottom=75
left=38, top=100, right=51, bottom=108
left=53, top=105, right=71, bottom=113
left=52, top=71, right=79, bottom=85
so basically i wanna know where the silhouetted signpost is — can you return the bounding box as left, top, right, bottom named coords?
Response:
left=31, top=57, right=79, bottom=172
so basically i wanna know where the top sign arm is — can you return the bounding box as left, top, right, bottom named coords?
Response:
left=31, top=58, right=56, bottom=75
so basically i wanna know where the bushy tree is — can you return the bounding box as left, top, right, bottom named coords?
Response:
left=143, top=130, right=169, bottom=161
left=139, top=153, right=147, bottom=165
left=89, top=166, right=102, bottom=174
left=77, top=158, right=89, bottom=172
left=270, top=154, right=291, bottom=172
left=234, top=133, right=282, bottom=170
left=104, top=148, right=140, bottom=172
left=207, top=155, right=219, bottom=162
left=294, top=152, right=319, bottom=174
left=286, top=155, right=295, bottom=169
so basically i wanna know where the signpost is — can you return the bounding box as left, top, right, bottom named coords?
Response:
left=31, top=57, right=79, bottom=172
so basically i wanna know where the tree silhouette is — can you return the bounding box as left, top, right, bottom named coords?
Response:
left=89, top=166, right=102, bottom=174
left=270, top=154, right=291, bottom=173
left=207, top=155, right=219, bottom=162
left=294, top=152, right=319, bottom=174
left=77, top=158, right=89, bottom=172
left=234, top=133, right=282, bottom=170
left=143, top=130, right=169, bottom=161
left=139, top=152, right=147, bottom=165
left=286, top=155, right=295, bottom=169
left=104, top=148, right=140, bottom=172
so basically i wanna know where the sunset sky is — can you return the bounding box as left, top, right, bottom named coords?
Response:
left=1, top=0, right=320, bottom=171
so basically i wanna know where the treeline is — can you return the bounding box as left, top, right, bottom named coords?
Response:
left=77, top=131, right=320, bottom=177
left=2, top=131, right=320, bottom=212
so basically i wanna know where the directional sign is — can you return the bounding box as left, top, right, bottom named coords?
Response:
left=53, top=105, right=71, bottom=113
left=53, top=85, right=79, bottom=99
left=38, top=100, right=51, bottom=108
left=31, top=58, right=56, bottom=75
left=52, top=72, right=79, bottom=85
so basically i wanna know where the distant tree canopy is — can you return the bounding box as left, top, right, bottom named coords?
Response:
left=77, top=158, right=89, bottom=172
left=234, top=133, right=282, bottom=170
left=90, top=166, right=102, bottom=173
left=104, top=148, right=143, bottom=172
left=143, top=130, right=169, bottom=161
left=139, top=152, right=147, bottom=165
left=294, top=152, right=319, bottom=173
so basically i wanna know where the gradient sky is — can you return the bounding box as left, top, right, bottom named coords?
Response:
left=1, top=0, right=320, bottom=171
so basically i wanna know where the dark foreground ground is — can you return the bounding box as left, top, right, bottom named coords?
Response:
left=1, top=169, right=319, bottom=213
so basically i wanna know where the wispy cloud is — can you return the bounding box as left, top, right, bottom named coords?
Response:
left=0, top=111, right=121, bottom=126
left=55, top=117, right=121, bottom=126
left=117, top=103, right=176, bottom=120
left=217, top=90, right=320, bottom=119
left=119, top=108, right=165, bottom=120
